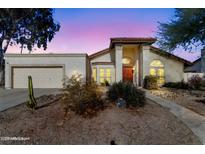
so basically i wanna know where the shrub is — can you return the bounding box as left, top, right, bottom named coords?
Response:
left=104, top=80, right=110, bottom=86
left=100, top=79, right=110, bottom=87
left=143, top=75, right=158, bottom=90
left=188, top=75, right=203, bottom=90
left=62, top=74, right=104, bottom=117
left=107, top=81, right=145, bottom=107
left=163, top=81, right=190, bottom=89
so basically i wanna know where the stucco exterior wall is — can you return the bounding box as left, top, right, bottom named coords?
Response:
left=90, top=49, right=115, bottom=84
left=86, top=56, right=91, bottom=83
left=123, top=46, right=140, bottom=85
left=5, top=54, right=88, bottom=89
left=123, top=47, right=136, bottom=62
left=115, top=45, right=123, bottom=82
left=142, top=46, right=184, bottom=83
left=90, top=50, right=115, bottom=63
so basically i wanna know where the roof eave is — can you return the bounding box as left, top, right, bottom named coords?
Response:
left=150, top=46, right=192, bottom=65
left=89, top=48, right=110, bottom=60
left=109, top=38, right=157, bottom=49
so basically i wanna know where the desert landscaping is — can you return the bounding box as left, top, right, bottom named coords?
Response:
left=150, top=88, right=205, bottom=116
left=0, top=91, right=201, bottom=145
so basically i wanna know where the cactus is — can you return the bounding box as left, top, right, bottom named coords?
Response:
left=27, top=76, right=37, bottom=110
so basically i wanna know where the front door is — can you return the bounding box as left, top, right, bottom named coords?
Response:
left=123, top=66, right=133, bottom=82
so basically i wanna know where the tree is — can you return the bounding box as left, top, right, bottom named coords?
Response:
left=157, top=9, right=205, bottom=52
left=0, top=8, right=60, bottom=84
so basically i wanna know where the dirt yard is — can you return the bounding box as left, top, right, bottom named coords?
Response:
left=150, top=88, right=205, bottom=116
left=0, top=94, right=201, bottom=145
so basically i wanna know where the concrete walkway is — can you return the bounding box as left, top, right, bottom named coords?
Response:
left=0, top=88, right=61, bottom=112
left=146, top=91, right=205, bottom=144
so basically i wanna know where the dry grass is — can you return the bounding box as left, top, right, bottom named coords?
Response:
left=0, top=94, right=201, bottom=145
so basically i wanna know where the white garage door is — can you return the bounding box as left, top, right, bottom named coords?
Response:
left=12, top=66, right=64, bottom=88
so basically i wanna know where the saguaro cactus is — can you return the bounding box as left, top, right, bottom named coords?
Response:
left=27, top=76, right=37, bottom=110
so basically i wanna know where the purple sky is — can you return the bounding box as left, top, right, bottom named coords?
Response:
left=7, top=8, right=201, bottom=62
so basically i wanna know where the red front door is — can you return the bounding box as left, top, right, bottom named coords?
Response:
left=123, top=66, right=133, bottom=82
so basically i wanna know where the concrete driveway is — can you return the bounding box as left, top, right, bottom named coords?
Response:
left=0, top=88, right=61, bottom=112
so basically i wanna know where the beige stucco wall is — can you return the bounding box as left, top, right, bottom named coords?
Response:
left=90, top=50, right=115, bottom=63
left=122, top=45, right=141, bottom=85
left=5, top=54, right=88, bottom=89
left=90, top=49, right=115, bottom=84
left=115, top=46, right=123, bottom=82
left=142, top=46, right=184, bottom=83
left=86, top=56, right=92, bottom=83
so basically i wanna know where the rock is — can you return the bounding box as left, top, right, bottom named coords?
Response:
left=56, top=120, right=64, bottom=127
left=116, top=98, right=126, bottom=108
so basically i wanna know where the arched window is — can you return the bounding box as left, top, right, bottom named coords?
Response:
left=122, top=57, right=133, bottom=65
left=150, top=60, right=165, bottom=85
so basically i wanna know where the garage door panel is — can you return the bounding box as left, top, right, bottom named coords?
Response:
left=13, top=67, right=63, bottom=88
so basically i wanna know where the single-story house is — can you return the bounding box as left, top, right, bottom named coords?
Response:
left=184, top=48, right=205, bottom=73
left=5, top=37, right=196, bottom=89
left=183, top=48, right=205, bottom=82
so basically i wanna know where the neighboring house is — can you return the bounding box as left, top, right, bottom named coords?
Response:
left=184, top=48, right=205, bottom=82
left=4, top=37, right=192, bottom=89
left=184, top=58, right=202, bottom=73
left=184, top=48, right=205, bottom=73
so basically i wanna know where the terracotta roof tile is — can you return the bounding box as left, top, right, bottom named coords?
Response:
left=89, top=38, right=191, bottom=65
left=110, top=37, right=157, bottom=48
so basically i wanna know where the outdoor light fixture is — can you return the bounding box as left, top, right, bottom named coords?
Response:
left=132, top=67, right=135, bottom=73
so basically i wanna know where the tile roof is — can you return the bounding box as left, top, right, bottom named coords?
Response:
left=89, top=48, right=110, bottom=60
left=150, top=46, right=192, bottom=65
left=110, top=37, right=157, bottom=48
left=88, top=37, right=192, bottom=65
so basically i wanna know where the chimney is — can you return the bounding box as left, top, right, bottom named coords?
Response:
left=201, top=48, right=205, bottom=73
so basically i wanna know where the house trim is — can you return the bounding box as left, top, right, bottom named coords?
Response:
left=92, top=62, right=114, bottom=65
left=150, top=46, right=191, bottom=65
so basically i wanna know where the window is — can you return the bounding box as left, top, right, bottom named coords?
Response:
left=92, top=68, right=97, bottom=82
left=100, top=68, right=111, bottom=83
left=150, top=60, right=165, bottom=85
left=122, top=57, right=133, bottom=65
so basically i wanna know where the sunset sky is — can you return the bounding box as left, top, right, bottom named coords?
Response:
left=7, top=8, right=202, bottom=62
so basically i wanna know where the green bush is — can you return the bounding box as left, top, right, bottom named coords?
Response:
left=100, top=79, right=110, bottom=87
left=104, top=80, right=110, bottom=86
left=100, top=80, right=110, bottom=87
left=163, top=81, right=190, bottom=89
left=143, top=75, right=158, bottom=90
left=107, top=81, right=145, bottom=107
left=62, top=74, right=104, bottom=117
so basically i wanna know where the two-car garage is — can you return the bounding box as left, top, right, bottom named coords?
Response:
left=12, top=66, right=64, bottom=88
left=4, top=53, right=90, bottom=89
